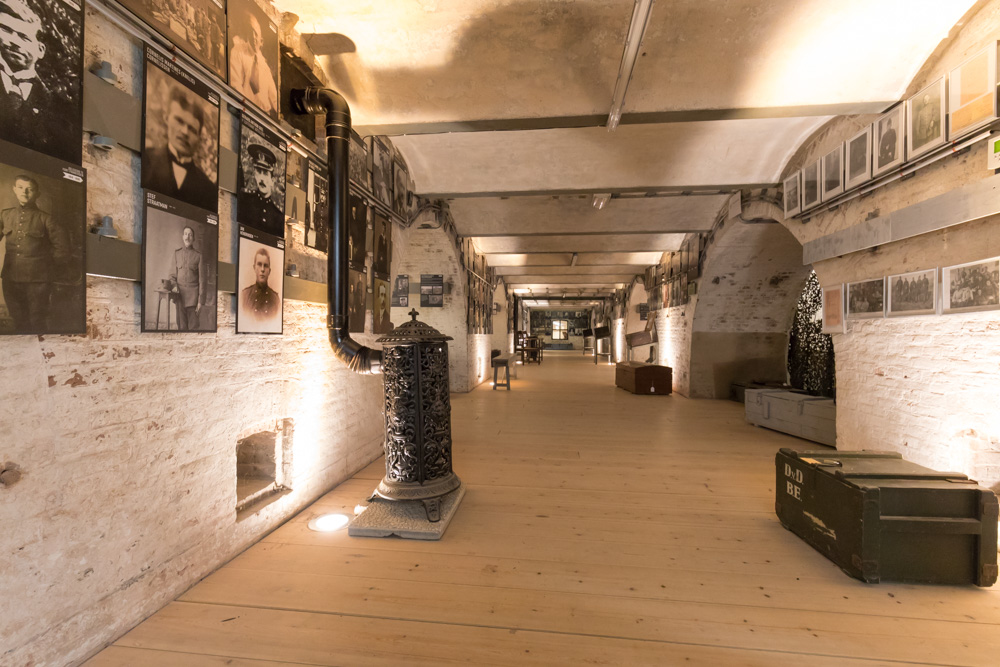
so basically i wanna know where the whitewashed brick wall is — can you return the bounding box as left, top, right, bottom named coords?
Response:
left=655, top=301, right=694, bottom=396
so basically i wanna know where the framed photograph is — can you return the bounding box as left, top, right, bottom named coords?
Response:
left=227, top=0, right=279, bottom=120
left=0, top=139, right=86, bottom=335
left=118, top=0, right=224, bottom=79
left=845, top=127, right=872, bottom=190
left=949, top=42, right=998, bottom=139
left=391, top=274, right=409, bottom=308
left=846, top=278, right=885, bottom=319
left=801, top=159, right=821, bottom=211
left=392, top=153, right=408, bottom=219
left=942, top=257, right=1000, bottom=314
left=820, top=144, right=845, bottom=201
left=279, top=52, right=317, bottom=142
left=236, top=225, right=283, bottom=334
left=237, top=112, right=286, bottom=237
left=141, top=191, right=219, bottom=332
left=0, top=0, right=84, bottom=164
left=368, top=136, right=392, bottom=209
left=305, top=161, right=328, bottom=251
left=283, top=148, right=307, bottom=222
left=821, top=284, right=845, bottom=334
left=372, top=211, right=391, bottom=278
left=349, top=130, right=370, bottom=191
left=348, top=193, right=368, bottom=271
left=907, top=77, right=947, bottom=159
left=872, top=105, right=905, bottom=177
left=887, top=268, right=936, bottom=317
left=142, top=47, right=220, bottom=214
left=782, top=171, right=801, bottom=217
left=348, top=268, right=366, bottom=333
left=372, top=276, right=391, bottom=333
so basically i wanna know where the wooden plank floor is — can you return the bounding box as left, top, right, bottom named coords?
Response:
left=87, top=351, right=1000, bottom=666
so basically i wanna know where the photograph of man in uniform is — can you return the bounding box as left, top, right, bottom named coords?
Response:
left=0, top=0, right=82, bottom=165
left=142, top=61, right=220, bottom=213
left=392, top=157, right=408, bottom=218
left=373, top=212, right=390, bottom=278
left=910, top=80, right=945, bottom=156
left=369, top=135, right=392, bottom=208
left=878, top=116, right=897, bottom=165
left=236, top=232, right=282, bottom=334
left=307, top=165, right=328, bottom=251
left=348, top=193, right=367, bottom=270
left=228, top=0, right=278, bottom=120
left=166, top=226, right=204, bottom=330
left=239, top=144, right=283, bottom=234
left=0, top=173, right=68, bottom=332
left=348, top=267, right=365, bottom=333
left=373, top=277, right=390, bottom=334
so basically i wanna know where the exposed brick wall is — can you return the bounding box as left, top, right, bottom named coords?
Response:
left=655, top=300, right=694, bottom=396
left=1, top=9, right=384, bottom=666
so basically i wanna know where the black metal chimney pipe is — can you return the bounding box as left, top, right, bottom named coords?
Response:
left=290, top=87, right=381, bottom=374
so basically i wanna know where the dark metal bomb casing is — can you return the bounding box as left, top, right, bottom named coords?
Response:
left=375, top=310, right=462, bottom=501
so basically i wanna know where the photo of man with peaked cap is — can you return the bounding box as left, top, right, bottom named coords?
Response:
left=239, top=142, right=283, bottom=234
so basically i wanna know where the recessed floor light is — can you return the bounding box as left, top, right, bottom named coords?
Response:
left=307, top=513, right=350, bottom=532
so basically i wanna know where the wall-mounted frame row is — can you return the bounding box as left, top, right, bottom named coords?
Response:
left=820, top=256, right=1000, bottom=333
left=784, top=41, right=1000, bottom=218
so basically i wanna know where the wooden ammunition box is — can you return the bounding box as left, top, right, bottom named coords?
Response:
left=775, top=448, right=998, bottom=586
left=746, top=389, right=836, bottom=446
left=615, top=362, right=672, bottom=395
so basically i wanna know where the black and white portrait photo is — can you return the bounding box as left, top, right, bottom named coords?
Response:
left=118, top=0, right=225, bottom=79
left=802, top=159, right=820, bottom=210
left=141, top=191, right=218, bottom=332
left=782, top=171, right=800, bottom=217
left=368, top=135, right=392, bottom=208
left=391, top=274, right=408, bottom=308
left=305, top=162, right=328, bottom=251
left=236, top=224, right=283, bottom=334
left=348, top=267, right=365, bottom=333
left=888, top=269, right=936, bottom=317
left=237, top=113, right=286, bottom=237
left=943, top=258, right=1000, bottom=313
left=847, top=278, right=885, bottom=319
left=821, top=144, right=844, bottom=201
left=372, top=276, right=390, bottom=334
left=372, top=211, right=391, bottom=278
left=908, top=77, right=947, bottom=158
left=349, top=130, right=369, bottom=190
left=873, top=106, right=905, bottom=177
left=348, top=192, right=367, bottom=271
left=845, top=127, right=871, bottom=190
left=392, top=153, right=408, bottom=218
left=0, top=0, right=83, bottom=165
left=228, top=0, right=279, bottom=120
left=0, top=139, right=85, bottom=335
left=283, top=147, right=306, bottom=222
left=142, top=47, right=220, bottom=214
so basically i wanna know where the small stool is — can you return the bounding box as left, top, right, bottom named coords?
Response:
left=492, top=356, right=511, bottom=390
left=155, top=290, right=175, bottom=330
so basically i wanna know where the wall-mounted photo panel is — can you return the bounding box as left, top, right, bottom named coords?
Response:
left=237, top=113, right=286, bottom=237
left=236, top=225, right=283, bottom=334
left=872, top=105, right=906, bottom=177
left=305, top=160, right=329, bottom=251
left=821, top=284, right=845, bottom=334
left=0, top=139, right=85, bottom=335
left=0, top=0, right=83, bottom=164
left=820, top=144, right=845, bottom=201
left=391, top=274, right=409, bottom=308
left=392, top=153, right=409, bottom=219
left=284, top=147, right=307, bottom=222
left=846, top=278, right=885, bottom=319
left=802, top=159, right=821, bottom=211
left=141, top=190, right=218, bottom=332
left=372, top=276, right=391, bottom=333
left=227, top=0, right=279, bottom=120
left=887, top=268, right=936, bottom=317
left=782, top=171, right=801, bottom=217
left=420, top=274, right=443, bottom=308
left=279, top=52, right=317, bottom=142
left=907, top=76, right=948, bottom=160
left=845, top=126, right=872, bottom=190
left=948, top=41, right=997, bottom=139
left=942, top=257, right=1000, bottom=314
left=349, top=130, right=370, bottom=191
left=142, top=46, right=220, bottom=214
left=348, top=267, right=366, bottom=333
left=372, top=211, right=391, bottom=278
left=118, top=0, right=225, bottom=79
left=368, top=135, right=392, bottom=209
left=348, top=193, right=368, bottom=271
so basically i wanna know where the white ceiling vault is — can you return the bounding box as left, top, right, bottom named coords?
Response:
left=278, top=0, right=981, bottom=296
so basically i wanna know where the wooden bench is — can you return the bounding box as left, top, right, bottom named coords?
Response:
left=491, top=355, right=514, bottom=390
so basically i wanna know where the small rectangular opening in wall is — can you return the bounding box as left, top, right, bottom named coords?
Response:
left=236, top=419, right=294, bottom=519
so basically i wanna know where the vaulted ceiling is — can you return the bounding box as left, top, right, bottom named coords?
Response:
left=279, top=0, right=980, bottom=297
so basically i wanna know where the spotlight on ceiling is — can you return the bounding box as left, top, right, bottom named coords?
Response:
left=592, top=193, right=611, bottom=210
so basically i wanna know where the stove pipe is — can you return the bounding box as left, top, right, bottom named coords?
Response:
left=290, top=87, right=381, bottom=374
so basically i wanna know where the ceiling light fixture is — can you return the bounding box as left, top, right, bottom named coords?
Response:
left=607, top=0, right=655, bottom=132
left=592, top=193, right=611, bottom=209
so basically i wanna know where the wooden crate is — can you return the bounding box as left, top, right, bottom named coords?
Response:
left=745, top=389, right=836, bottom=446
left=615, top=362, right=672, bottom=395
